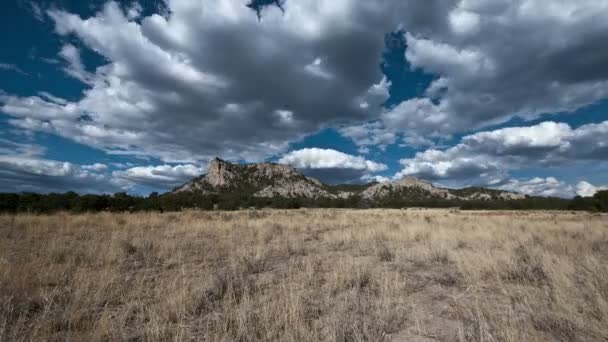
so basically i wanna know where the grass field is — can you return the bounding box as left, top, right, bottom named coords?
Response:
left=1, top=209, right=607, bottom=341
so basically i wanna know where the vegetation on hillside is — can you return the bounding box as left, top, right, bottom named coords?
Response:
left=0, top=190, right=607, bottom=213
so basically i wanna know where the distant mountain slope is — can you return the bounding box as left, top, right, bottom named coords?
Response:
left=173, top=158, right=526, bottom=201
left=173, top=158, right=333, bottom=199
left=362, top=177, right=527, bottom=201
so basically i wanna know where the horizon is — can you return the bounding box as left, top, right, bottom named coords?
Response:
left=1, top=0, right=608, bottom=198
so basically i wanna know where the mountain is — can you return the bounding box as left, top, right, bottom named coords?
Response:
left=173, top=158, right=334, bottom=198
left=173, top=158, right=526, bottom=202
left=361, top=177, right=526, bottom=201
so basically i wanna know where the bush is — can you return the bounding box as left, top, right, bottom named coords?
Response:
left=0, top=190, right=605, bottom=213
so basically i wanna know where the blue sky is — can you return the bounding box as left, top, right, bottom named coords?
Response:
left=1, top=0, right=607, bottom=197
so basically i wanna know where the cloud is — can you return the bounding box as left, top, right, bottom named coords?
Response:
left=361, top=174, right=390, bottom=184
left=279, top=148, right=387, bottom=171
left=58, top=44, right=94, bottom=84
left=0, top=139, right=46, bottom=157
left=0, top=135, right=203, bottom=193
left=1, top=0, right=416, bottom=162
left=380, top=1, right=608, bottom=140
left=396, top=120, right=608, bottom=184
left=279, top=148, right=387, bottom=184
left=29, top=1, right=44, bottom=21
left=334, top=1, right=608, bottom=149
left=113, top=164, right=206, bottom=188
left=0, top=156, right=125, bottom=193
left=1, top=0, right=606, bottom=187
left=496, top=177, right=574, bottom=198
left=82, top=163, right=108, bottom=172
left=338, top=121, right=397, bottom=152
left=0, top=63, right=28, bottom=76
left=576, top=181, right=608, bottom=197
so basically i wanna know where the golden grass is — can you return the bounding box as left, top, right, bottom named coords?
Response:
left=1, top=209, right=607, bottom=341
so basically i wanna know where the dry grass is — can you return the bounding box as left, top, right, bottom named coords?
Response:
left=1, top=209, right=607, bottom=341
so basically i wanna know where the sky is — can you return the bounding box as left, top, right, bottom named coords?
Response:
left=1, top=0, right=608, bottom=198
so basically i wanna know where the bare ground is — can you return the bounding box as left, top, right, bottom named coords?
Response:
left=1, top=209, right=607, bottom=341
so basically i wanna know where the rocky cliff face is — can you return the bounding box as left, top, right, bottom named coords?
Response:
left=173, top=158, right=333, bottom=198
left=362, top=177, right=455, bottom=200
left=362, top=177, right=526, bottom=201
left=173, top=158, right=526, bottom=201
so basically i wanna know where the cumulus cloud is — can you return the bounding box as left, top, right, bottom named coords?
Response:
left=0, top=137, right=207, bottom=193
left=279, top=148, right=387, bottom=184
left=337, top=1, right=608, bottom=148
left=338, top=121, right=396, bottom=153
left=26, top=0, right=607, bottom=161
left=397, top=120, right=608, bottom=184
left=380, top=0, right=608, bottom=139
left=1, top=0, right=415, bottom=162
left=576, top=181, right=608, bottom=197
left=496, top=177, right=574, bottom=198
left=0, top=134, right=204, bottom=193
left=1, top=0, right=607, bottom=192
left=0, top=156, right=125, bottom=193
left=114, top=164, right=206, bottom=188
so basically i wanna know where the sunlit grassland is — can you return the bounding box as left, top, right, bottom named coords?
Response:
left=1, top=209, right=607, bottom=341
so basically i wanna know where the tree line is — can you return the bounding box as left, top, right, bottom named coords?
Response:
left=1, top=190, right=607, bottom=213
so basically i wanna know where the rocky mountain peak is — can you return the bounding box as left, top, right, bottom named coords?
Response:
left=174, top=158, right=526, bottom=202
left=173, top=158, right=332, bottom=198
left=397, top=176, right=432, bottom=187
left=206, top=158, right=239, bottom=187
left=362, top=176, right=453, bottom=200
left=248, top=161, right=300, bottom=179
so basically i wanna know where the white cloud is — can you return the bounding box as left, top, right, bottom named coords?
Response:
left=2, top=95, right=81, bottom=121
left=279, top=148, right=387, bottom=184
left=576, top=181, right=608, bottom=197
left=396, top=120, right=608, bottom=184
left=334, top=0, right=608, bottom=148
left=361, top=174, right=391, bottom=183
left=497, top=177, right=574, bottom=198
left=449, top=9, right=481, bottom=35
left=381, top=98, right=452, bottom=139
left=1, top=0, right=411, bottom=163
left=338, top=121, right=396, bottom=151
left=405, top=32, right=493, bottom=78
left=59, top=44, right=94, bottom=84
left=392, top=0, right=608, bottom=138
left=0, top=139, right=46, bottom=157
left=1, top=0, right=607, bottom=191
left=126, top=2, right=143, bottom=20
left=0, top=141, right=206, bottom=193
left=0, top=155, right=125, bottom=193
left=465, top=122, right=571, bottom=149
left=38, top=92, right=68, bottom=105
left=279, top=148, right=386, bottom=172
left=114, top=164, right=206, bottom=188
left=275, top=109, right=294, bottom=124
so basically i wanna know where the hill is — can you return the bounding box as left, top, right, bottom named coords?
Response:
left=174, top=158, right=526, bottom=202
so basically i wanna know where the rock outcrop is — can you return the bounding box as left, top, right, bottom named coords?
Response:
left=362, top=177, right=456, bottom=200
left=173, top=158, right=334, bottom=199
left=362, top=177, right=526, bottom=201
left=173, top=158, right=526, bottom=201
